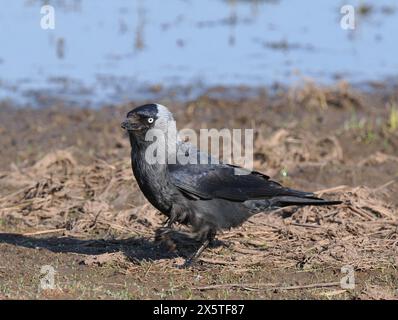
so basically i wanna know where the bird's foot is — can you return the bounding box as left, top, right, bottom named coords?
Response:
left=181, top=258, right=195, bottom=269
left=154, top=227, right=176, bottom=252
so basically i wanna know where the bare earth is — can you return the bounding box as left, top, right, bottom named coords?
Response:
left=0, top=82, right=397, bottom=299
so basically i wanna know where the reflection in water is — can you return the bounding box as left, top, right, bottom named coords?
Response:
left=0, top=0, right=397, bottom=106
left=134, top=0, right=146, bottom=52
left=228, top=0, right=237, bottom=47
left=56, top=37, right=65, bottom=59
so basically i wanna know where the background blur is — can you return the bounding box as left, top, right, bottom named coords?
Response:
left=0, top=0, right=397, bottom=106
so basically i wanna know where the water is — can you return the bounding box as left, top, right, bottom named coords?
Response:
left=0, top=0, right=397, bottom=106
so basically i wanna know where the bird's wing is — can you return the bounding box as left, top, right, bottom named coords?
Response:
left=168, top=162, right=315, bottom=202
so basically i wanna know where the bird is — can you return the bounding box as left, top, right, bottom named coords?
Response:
left=121, top=103, right=342, bottom=266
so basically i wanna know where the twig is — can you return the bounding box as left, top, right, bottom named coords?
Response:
left=0, top=188, right=27, bottom=203
left=290, top=222, right=322, bottom=229
left=22, top=228, right=66, bottom=236
left=198, top=258, right=241, bottom=266
left=273, top=282, right=341, bottom=291
left=192, top=281, right=341, bottom=291
left=374, top=178, right=398, bottom=192
left=315, top=185, right=348, bottom=195
left=95, top=219, right=151, bottom=237
left=232, top=246, right=266, bottom=255
left=192, top=283, right=275, bottom=291
left=347, top=205, right=375, bottom=221
left=323, top=209, right=339, bottom=218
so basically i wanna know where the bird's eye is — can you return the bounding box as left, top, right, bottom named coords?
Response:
left=147, top=117, right=154, bottom=124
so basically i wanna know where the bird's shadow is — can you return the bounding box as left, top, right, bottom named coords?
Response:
left=0, top=231, right=225, bottom=263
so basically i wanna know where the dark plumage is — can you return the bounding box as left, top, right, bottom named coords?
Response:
left=122, top=103, right=342, bottom=265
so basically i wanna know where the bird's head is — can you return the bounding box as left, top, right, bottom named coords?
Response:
left=121, top=103, right=175, bottom=137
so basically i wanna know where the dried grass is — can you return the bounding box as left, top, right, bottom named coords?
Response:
left=0, top=130, right=397, bottom=271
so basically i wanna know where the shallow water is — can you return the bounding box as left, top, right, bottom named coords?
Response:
left=0, top=0, right=397, bottom=106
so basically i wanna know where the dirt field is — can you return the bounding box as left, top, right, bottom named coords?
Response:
left=0, top=81, right=397, bottom=299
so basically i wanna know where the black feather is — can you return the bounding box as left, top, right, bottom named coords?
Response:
left=169, top=163, right=315, bottom=202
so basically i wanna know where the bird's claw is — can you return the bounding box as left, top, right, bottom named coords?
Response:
left=154, top=227, right=176, bottom=252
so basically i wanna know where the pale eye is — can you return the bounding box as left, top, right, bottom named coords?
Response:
left=147, top=117, right=154, bottom=124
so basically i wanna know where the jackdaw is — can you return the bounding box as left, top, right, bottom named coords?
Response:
left=121, top=103, right=341, bottom=265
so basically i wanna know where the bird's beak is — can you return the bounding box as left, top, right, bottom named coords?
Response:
left=121, top=117, right=144, bottom=131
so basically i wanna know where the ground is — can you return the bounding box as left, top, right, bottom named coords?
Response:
left=0, top=81, right=397, bottom=299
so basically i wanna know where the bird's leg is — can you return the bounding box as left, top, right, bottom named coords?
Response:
left=183, top=239, right=210, bottom=267
left=163, top=217, right=174, bottom=228
left=184, top=230, right=216, bottom=267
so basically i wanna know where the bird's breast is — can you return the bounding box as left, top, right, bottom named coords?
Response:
left=130, top=152, right=173, bottom=215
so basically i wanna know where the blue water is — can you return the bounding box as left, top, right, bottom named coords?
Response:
left=0, top=0, right=397, bottom=106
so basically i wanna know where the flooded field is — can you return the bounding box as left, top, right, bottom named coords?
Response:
left=0, top=0, right=397, bottom=106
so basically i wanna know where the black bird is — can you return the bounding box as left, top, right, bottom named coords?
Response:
left=121, top=103, right=341, bottom=265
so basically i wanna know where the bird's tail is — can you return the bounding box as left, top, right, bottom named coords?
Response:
left=270, top=196, right=342, bottom=208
